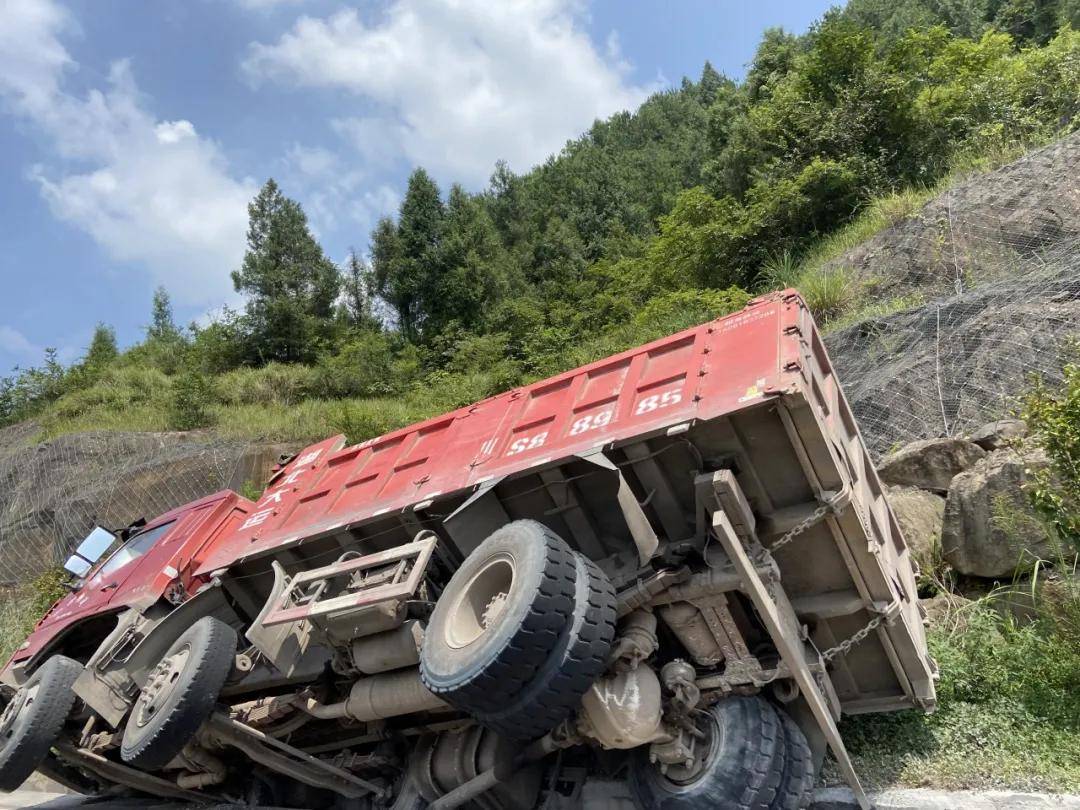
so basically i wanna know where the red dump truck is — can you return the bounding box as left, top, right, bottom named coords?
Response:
left=0, top=291, right=935, bottom=810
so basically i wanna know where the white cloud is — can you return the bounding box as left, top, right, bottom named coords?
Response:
left=243, top=0, right=654, bottom=185
left=282, top=142, right=400, bottom=239
left=154, top=119, right=196, bottom=144
left=0, top=0, right=256, bottom=306
left=0, top=326, right=41, bottom=365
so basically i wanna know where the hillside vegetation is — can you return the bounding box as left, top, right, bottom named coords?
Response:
left=2, top=0, right=1078, bottom=447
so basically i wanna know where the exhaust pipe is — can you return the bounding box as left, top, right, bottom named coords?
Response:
left=295, top=668, right=447, bottom=722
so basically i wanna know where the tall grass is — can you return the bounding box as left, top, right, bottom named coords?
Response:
left=0, top=570, right=68, bottom=665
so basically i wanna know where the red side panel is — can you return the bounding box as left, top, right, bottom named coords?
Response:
left=195, top=292, right=795, bottom=576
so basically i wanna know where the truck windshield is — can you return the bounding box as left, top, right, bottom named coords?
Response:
left=95, top=521, right=175, bottom=579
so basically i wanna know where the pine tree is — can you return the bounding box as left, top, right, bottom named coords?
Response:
left=84, top=323, right=118, bottom=369
left=371, top=169, right=446, bottom=341
left=341, top=249, right=378, bottom=330
left=232, top=179, right=341, bottom=363
left=699, top=61, right=724, bottom=105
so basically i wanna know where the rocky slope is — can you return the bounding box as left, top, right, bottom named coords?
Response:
left=825, top=131, right=1080, bottom=457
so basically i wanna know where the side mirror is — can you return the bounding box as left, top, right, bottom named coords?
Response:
left=63, top=555, right=92, bottom=577
left=75, top=527, right=117, bottom=564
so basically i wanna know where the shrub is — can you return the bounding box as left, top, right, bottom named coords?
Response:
left=632, top=287, right=751, bottom=334
left=0, top=568, right=69, bottom=664
left=328, top=400, right=428, bottom=445
left=168, top=370, right=214, bottom=431
left=313, top=332, right=403, bottom=399
left=797, top=266, right=857, bottom=324
left=215, top=363, right=317, bottom=407
left=1022, top=348, right=1080, bottom=553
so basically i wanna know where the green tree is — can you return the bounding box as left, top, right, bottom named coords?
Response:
left=84, top=323, right=118, bottom=370
left=231, top=179, right=341, bottom=364
left=340, top=249, right=379, bottom=330
left=371, top=169, right=446, bottom=341
left=745, top=28, right=800, bottom=103
left=147, top=287, right=180, bottom=342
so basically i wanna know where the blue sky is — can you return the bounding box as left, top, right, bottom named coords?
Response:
left=0, top=0, right=836, bottom=374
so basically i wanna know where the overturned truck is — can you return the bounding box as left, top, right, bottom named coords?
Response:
left=0, top=291, right=936, bottom=809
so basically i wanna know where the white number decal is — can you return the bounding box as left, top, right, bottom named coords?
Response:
left=569, top=409, right=613, bottom=436
left=635, top=389, right=683, bottom=416
left=507, top=431, right=548, bottom=456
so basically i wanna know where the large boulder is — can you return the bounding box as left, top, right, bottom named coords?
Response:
left=968, top=418, right=1027, bottom=452
left=885, top=485, right=944, bottom=573
left=941, top=446, right=1056, bottom=579
left=877, top=438, right=986, bottom=493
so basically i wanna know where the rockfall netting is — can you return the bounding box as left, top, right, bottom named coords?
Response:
left=824, top=131, right=1080, bottom=457
left=0, top=426, right=291, bottom=585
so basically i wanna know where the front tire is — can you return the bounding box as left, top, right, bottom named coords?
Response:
left=121, top=616, right=237, bottom=770
left=628, top=696, right=784, bottom=810
left=0, top=655, right=82, bottom=792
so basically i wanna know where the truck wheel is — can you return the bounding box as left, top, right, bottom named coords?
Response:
left=121, top=616, right=237, bottom=770
left=420, top=520, right=577, bottom=714
left=773, top=709, right=814, bottom=810
left=0, top=655, right=82, bottom=792
left=628, top=696, right=784, bottom=810
left=476, top=552, right=616, bottom=740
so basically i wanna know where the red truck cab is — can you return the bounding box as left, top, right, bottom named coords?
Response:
left=1, top=490, right=255, bottom=687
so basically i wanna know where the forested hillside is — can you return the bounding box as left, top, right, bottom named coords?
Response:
left=2, top=0, right=1079, bottom=445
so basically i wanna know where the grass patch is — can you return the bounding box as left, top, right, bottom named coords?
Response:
left=833, top=586, right=1080, bottom=792
left=0, top=569, right=69, bottom=665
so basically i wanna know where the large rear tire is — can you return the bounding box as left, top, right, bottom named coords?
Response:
left=628, top=696, right=784, bottom=810
left=476, top=551, right=616, bottom=740
left=0, top=655, right=82, bottom=792
left=121, top=616, right=237, bottom=770
left=772, top=708, right=814, bottom=810
left=420, top=520, right=577, bottom=714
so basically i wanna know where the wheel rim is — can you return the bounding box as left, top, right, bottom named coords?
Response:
left=133, top=644, right=191, bottom=729
left=662, top=712, right=718, bottom=786
left=0, top=683, right=38, bottom=743
left=444, top=552, right=516, bottom=649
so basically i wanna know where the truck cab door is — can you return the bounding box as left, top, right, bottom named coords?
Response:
left=105, top=501, right=220, bottom=609
left=83, top=519, right=182, bottom=605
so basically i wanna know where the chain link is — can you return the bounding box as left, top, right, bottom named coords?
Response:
left=819, top=614, right=886, bottom=662
left=766, top=491, right=846, bottom=554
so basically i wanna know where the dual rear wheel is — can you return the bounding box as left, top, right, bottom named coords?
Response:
left=628, top=695, right=814, bottom=810
left=419, top=520, right=617, bottom=741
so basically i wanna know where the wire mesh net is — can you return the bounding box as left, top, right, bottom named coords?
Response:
left=0, top=133, right=1077, bottom=585
left=0, top=428, right=291, bottom=585
left=823, top=130, right=1080, bottom=457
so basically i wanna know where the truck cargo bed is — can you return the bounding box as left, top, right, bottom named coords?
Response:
left=197, top=290, right=935, bottom=715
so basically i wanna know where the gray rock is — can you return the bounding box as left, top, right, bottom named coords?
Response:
left=969, top=418, right=1027, bottom=451
left=885, top=485, right=944, bottom=572
left=941, top=446, right=1055, bottom=578
left=877, top=438, right=986, bottom=493
left=822, top=131, right=1080, bottom=459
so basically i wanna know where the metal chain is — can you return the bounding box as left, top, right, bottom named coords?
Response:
left=820, top=612, right=892, bottom=663
left=767, top=492, right=846, bottom=554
